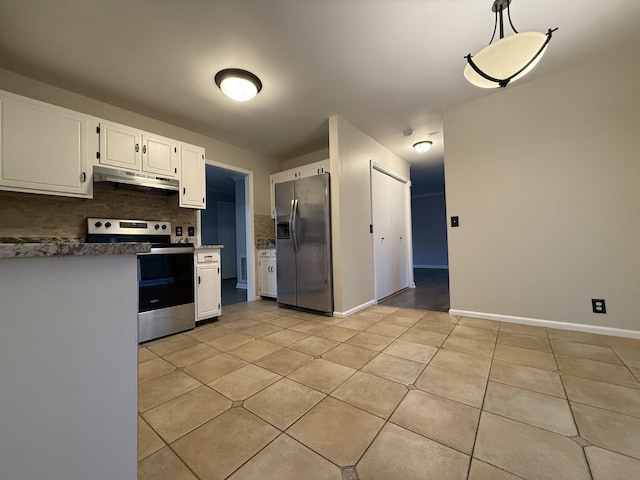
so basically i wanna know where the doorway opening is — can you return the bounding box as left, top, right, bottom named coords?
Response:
left=199, top=162, right=255, bottom=307
left=380, top=163, right=450, bottom=312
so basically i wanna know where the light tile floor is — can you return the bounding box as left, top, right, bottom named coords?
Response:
left=138, top=300, right=640, bottom=480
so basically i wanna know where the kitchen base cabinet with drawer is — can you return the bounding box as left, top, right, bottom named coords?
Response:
left=195, top=247, right=222, bottom=321
left=258, top=248, right=277, bottom=298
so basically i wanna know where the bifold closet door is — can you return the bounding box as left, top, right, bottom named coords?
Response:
left=372, top=167, right=409, bottom=300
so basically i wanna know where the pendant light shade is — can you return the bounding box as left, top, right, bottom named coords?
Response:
left=464, top=0, right=556, bottom=88
left=214, top=68, right=262, bottom=102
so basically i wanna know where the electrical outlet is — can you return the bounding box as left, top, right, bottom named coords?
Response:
left=175, top=226, right=183, bottom=236
left=592, top=299, right=606, bottom=314
left=451, top=216, right=459, bottom=227
left=188, top=226, right=195, bottom=236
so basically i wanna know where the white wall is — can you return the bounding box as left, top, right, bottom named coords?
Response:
left=329, top=116, right=410, bottom=315
left=411, top=192, right=448, bottom=268
left=443, top=45, right=640, bottom=333
left=0, top=68, right=281, bottom=216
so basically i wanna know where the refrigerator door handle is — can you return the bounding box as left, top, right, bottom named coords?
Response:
left=291, top=198, right=299, bottom=253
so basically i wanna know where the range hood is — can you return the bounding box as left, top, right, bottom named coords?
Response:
left=93, top=166, right=179, bottom=192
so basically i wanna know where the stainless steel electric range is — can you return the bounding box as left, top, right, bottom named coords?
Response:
left=86, top=218, right=195, bottom=343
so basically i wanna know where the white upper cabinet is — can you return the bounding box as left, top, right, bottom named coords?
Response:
left=0, top=90, right=92, bottom=198
left=98, top=122, right=178, bottom=179
left=180, top=143, right=206, bottom=209
left=269, top=159, right=329, bottom=217
left=142, top=133, right=178, bottom=178
left=98, top=121, right=141, bottom=171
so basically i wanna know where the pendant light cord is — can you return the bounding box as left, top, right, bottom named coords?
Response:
left=506, top=3, right=519, bottom=34
left=489, top=10, right=498, bottom=44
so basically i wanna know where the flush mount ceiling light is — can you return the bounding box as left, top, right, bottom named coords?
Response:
left=413, top=141, right=433, bottom=153
left=214, top=68, right=262, bottom=102
left=464, top=0, right=557, bottom=88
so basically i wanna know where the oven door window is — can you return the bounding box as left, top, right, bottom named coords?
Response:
left=138, top=252, right=194, bottom=312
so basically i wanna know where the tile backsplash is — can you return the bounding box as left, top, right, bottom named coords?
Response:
left=0, top=188, right=197, bottom=240
left=254, top=214, right=275, bottom=240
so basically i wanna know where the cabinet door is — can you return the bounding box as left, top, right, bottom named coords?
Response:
left=98, top=121, right=141, bottom=170
left=0, top=91, right=91, bottom=197
left=142, top=133, right=178, bottom=178
left=258, top=259, right=277, bottom=297
left=266, top=259, right=277, bottom=297
left=258, top=260, right=270, bottom=296
left=298, top=160, right=329, bottom=179
left=180, top=143, right=206, bottom=209
left=196, top=263, right=221, bottom=319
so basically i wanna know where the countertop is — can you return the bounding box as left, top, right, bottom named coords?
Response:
left=195, top=245, right=224, bottom=250
left=256, top=239, right=276, bottom=249
left=0, top=238, right=151, bottom=259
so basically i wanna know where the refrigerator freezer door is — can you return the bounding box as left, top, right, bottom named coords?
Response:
left=275, top=180, right=296, bottom=306
left=294, top=174, right=333, bottom=313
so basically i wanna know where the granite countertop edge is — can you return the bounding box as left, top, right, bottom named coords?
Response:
left=256, top=239, right=276, bottom=249
left=0, top=241, right=151, bottom=259
left=195, top=245, right=224, bottom=250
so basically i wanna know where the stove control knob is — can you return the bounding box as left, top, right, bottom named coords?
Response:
left=161, top=224, right=167, bottom=230
left=154, top=224, right=160, bottom=230
left=104, top=222, right=111, bottom=228
left=94, top=221, right=102, bottom=228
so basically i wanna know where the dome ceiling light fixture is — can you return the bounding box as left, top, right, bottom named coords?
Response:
left=214, top=68, right=262, bottom=102
left=464, top=0, right=557, bottom=89
left=413, top=140, right=433, bottom=153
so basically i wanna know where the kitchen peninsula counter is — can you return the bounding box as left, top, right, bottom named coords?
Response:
left=0, top=238, right=150, bottom=258
left=0, top=242, right=138, bottom=479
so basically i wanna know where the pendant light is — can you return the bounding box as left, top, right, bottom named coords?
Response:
left=464, top=0, right=557, bottom=88
left=214, top=69, right=262, bottom=102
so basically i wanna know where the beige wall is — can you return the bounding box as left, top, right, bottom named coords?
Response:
left=443, top=45, right=640, bottom=332
left=330, top=116, right=410, bottom=315
left=0, top=68, right=281, bottom=216
left=282, top=148, right=329, bottom=170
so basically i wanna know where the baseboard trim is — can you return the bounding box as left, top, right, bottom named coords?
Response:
left=414, top=265, right=448, bottom=269
left=449, top=309, right=640, bottom=339
left=333, top=299, right=377, bottom=318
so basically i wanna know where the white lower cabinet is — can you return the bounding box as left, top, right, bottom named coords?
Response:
left=258, top=248, right=277, bottom=298
left=195, top=249, right=221, bottom=320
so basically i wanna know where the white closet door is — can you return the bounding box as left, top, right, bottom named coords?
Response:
left=372, top=167, right=410, bottom=300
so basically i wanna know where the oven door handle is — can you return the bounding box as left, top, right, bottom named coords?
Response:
left=139, top=246, right=195, bottom=255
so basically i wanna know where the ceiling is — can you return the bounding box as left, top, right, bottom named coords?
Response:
left=0, top=0, right=638, bottom=172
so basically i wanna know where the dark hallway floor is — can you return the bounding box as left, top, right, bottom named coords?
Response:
left=379, top=268, right=450, bottom=312
left=221, top=277, right=247, bottom=307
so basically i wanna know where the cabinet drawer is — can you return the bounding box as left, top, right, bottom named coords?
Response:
left=196, top=250, right=220, bottom=264
left=257, top=249, right=274, bottom=258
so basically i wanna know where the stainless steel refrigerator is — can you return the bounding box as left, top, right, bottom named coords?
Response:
left=275, top=173, right=333, bottom=314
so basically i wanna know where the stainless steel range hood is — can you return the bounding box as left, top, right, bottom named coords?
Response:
left=93, top=166, right=179, bottom=192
